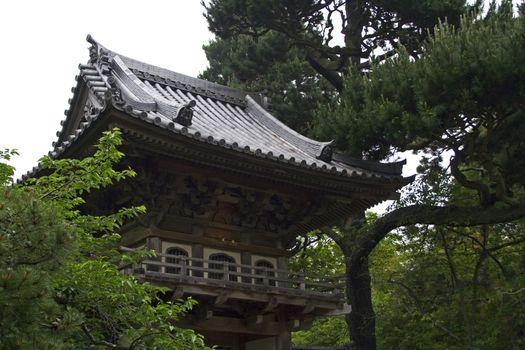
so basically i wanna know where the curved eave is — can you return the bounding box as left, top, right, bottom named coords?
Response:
left=23, top=36, right=411, bottom=194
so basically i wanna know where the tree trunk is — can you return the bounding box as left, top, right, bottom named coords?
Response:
left=326, top=202, right=525, bottom=350
left=345, top=257, right=376, bottom=350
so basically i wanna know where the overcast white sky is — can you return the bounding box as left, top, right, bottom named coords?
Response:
left=0, top=1, right=213, bottom=178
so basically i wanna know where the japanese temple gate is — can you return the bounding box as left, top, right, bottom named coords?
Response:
left=37, top=36, right=409, bottom=350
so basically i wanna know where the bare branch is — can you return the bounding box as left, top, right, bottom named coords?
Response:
left=81, top=324, right=117, bottom=348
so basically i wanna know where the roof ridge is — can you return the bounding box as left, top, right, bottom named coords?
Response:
left=86, top=35, right=250, bottom=107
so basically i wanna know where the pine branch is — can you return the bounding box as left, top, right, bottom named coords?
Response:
left=350, top=201, right=525, bottom=266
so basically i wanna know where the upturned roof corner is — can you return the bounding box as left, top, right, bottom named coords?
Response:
left=23, top=35, right=411, bottom=191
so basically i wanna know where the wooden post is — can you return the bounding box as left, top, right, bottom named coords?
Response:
left=192, top=244, right=204, bottom=277
left=223, top=263, right=230, bottom=282
left=277, top=256, right=287, bottom=288
left=240, top=251, right=252, bottom=284
left=276, top=306, right=292, bottom=350
left=180, top=256, right=187, bottom=276
left=263, top=273, right=269, bottom=286
left=191, top=225, right=204, bottom=277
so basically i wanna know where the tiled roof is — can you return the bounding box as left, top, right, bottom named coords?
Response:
left=30, top=35, right=408, bottom=183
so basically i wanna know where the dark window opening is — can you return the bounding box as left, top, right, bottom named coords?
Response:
left=165, top=247, right=189, bottom=275
left=208, top=253, right=237, bottom=281
left=254, top=259, right=276, bottom=286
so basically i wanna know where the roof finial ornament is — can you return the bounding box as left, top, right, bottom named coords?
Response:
left=87, top=34, right=98, bottom=64
left=86, top=34, right=111, bottom=73
left=318, top=141, right=335, bottom=163
left=260, top=90, right=272, bottom=111
left=174, top=100, right=196, bottom=127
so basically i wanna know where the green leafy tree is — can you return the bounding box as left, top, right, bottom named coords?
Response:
left=0, top=130, right=210, bottom=349
left=288, top=225, right=407, bottom=348
left=0, top=149, right=18, bottom=185
left=201, top=0, right=471, bottom=134
left=373, top=166, right=525, bottom=349
left=0, top=188, right=75, bottom=349
left=289, top=233, right=348, bottom=346
left=316, top=3, right=525, bottom=348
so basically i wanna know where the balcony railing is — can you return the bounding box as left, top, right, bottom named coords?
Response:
left=122, top=250, right=345, bottom=300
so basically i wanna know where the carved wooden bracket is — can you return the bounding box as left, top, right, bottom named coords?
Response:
left=112, top=164, right=332, bottom=235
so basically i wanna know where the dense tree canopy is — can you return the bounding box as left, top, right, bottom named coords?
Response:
left=320, top=4, right=525, bottom=348
left=203, top=0, right=471, bottom=91
left=0, top=130, right=210, bottom=349
left=374, top=166, right=525, bottom=349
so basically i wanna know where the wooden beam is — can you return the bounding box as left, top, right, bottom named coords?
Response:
left=196, top=305, right=213, bottom=322
left=143, top=282, right=342, bottom=311
left=229, top=300, right=245, bottom=316
left=246, top=314, right=264, bottom=327
left=171, top=286, right=185, bottom=300
left=299, top=318, right=313, bottom=330
left=324, top=303, right=352, bottom=316
left=287, top=319, right=301, bottom=331
left=123, top=227, right=290, bottom=257
left=286, top=318, right=313, bottom=332
left=262, top=296, right=279, bottom=313
left=301, top=303, right=315, bottom=315
left=214, top=291, right=230, bottom=306
left=186, top=315, right=280, bottom=336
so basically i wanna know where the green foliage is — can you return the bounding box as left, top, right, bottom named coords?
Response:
left=293, top=316, right=349, bottom=346
left=0, top=189, right=75, bottom=349
left=0, top=149, right=18, bottom=185
left=203, top=0, right=468, bottom=67
left=289, top=233, right=348, bottom=346
left=368, top=156, right=525, bottom=349
left=202, top=2, right=525, bottom=349
left=288, top=232, right=345, bottom=277
left=202, top=0, right=470, bottom=134
left=314, top=2, right=525, bottom=205
left=0, top=129, right=210, bottom=349
left=373, top=222, right=525, bottom=349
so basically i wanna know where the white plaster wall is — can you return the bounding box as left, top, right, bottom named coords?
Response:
left=203, top=247, right=241, bottom=263
left=246, top=337, right=276, bottom=350
left=251, top=254, right=277, bottom=268
left=162, top=241, right=192, bottom=256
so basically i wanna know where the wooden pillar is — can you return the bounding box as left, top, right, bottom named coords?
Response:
left=192, top=225, right=204, bottom=277
left=241, top=251, right=252, bottom=284
left=276, top=332, right=291, bottom=350
left=276, top=306, right=291, bottom=350
left=240, top=232, right=252, bottom=284
left=276, top=256, right=288, bottom=288
left=192, top=244, right=204, bottom=277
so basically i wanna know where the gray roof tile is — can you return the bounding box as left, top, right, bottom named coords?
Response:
left=23, top=35, right=408, bottom=183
